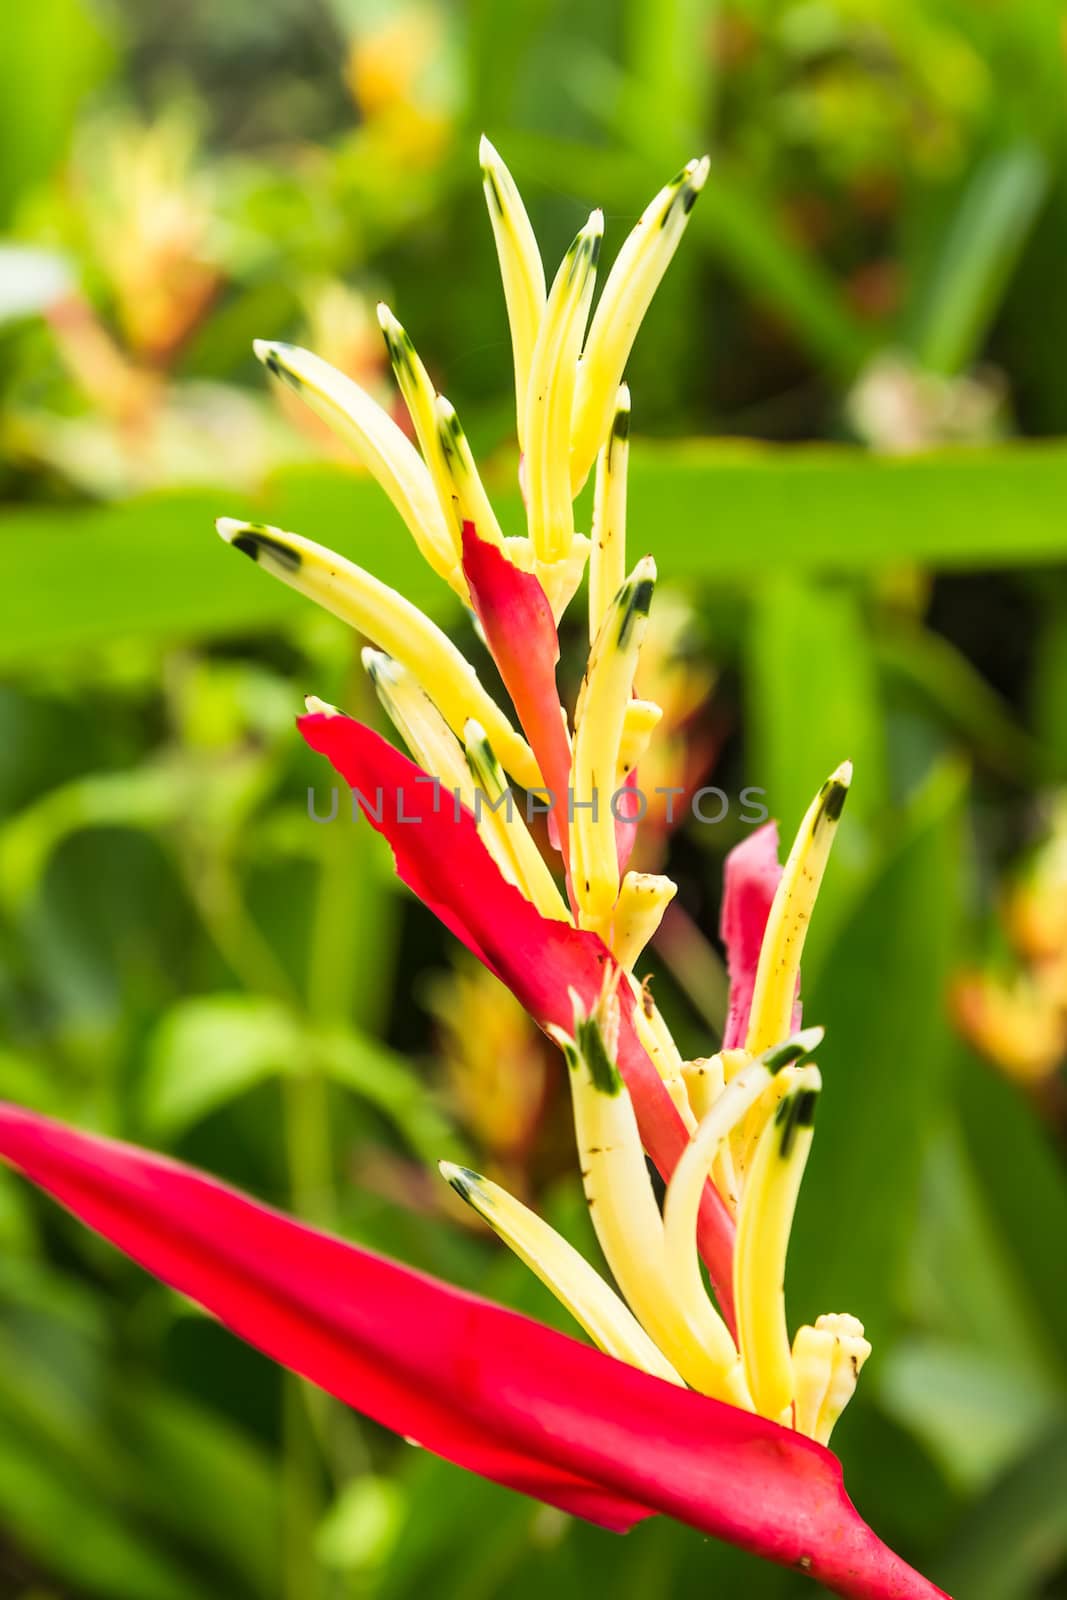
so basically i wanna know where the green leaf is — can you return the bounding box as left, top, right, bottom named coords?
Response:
left=906, top=144, right=1049, bottom=376
left=0, top=0, right=114, bottom=223
left=142, top=992, right=462, bottom=1164
left=141, top=993, right=301, bottom=1138
left=0, top=1168, right=35, bottom=1251
left=0, top=1327, right=205, bottom=1600
left=957, top=1052, right=1067, bottom=1363
left=0, top=1423, right=205, bottom=1600
left=315, top=1028, right=466, bottom=1168
left=111, top=1382, right=280, bottom=1598
left=907, top=1120, right=1061, bottom=1383
left=935, top=1423, right=1067, bottom=1600
left=0, top=1267, right=276, bottom=1595
left=0, top=766, right=184, bottom=912
left=744, top=575, right=886, bottom=985
left=0, top=1047, right=63, bottom=1115
left=747, top=576, right=886, bottom=835
left=6, top=448, right=1067, bottom=669
left=789, top=760, right=966, bottom=1348
left=315, top=1475, right=404, bottom=1574
left=876, top=622, right=1058, bottom=784
left=1031, top=579, right=1067, bottom=752
left=877, top=1336, right=1065, bottom=1494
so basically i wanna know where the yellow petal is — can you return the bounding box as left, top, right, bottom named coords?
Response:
left=217, top=518, right=540, bottom=792
left=792, top=1313, right=871, bottom=1443
left=376, top=303, right=471, bottom=601
left=611, top=872, right=676, bottom=972
left=571, top=556, right=656, bottom=928
left=362, top=650, right=475, bottom=807
left=663, top=1030, right=823, bottom=1323
left=588, top=386, right=630, bottom=643
left=440, top=1162, right=682, bottom=1383
left=570, top=157, right=709, bottom=490
left=480, top=135, right=546, bottom=450
left=525, top=212, right=602, bottom=562
left=745, top=762, right=852, bottom=1053
left=434, top=394, right=506, bottom=549
left=617, top=698, right=663, bottom=779
left=551, top=1000, right=747, bottom=1402
left=253, top=339, right=455, bottom=581
left=632, top=990, right=695, bottom=1125
left=733, top=1063, right=822, bottom=1421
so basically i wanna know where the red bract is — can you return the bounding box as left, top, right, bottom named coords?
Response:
left=298, top=708, right=737, bottom=1324
left=460, top=521, right=573, bottom=862
left=0, top=1103, right=949, bottom=1599
left=721, top=822, right=787, bottom=1049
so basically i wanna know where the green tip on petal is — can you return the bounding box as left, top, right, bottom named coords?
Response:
left=215, top=518, right=302, bottom=573
left=762, top=1025, right=825, bottom=1074
left=574, top=1015, right=624, bottom=1097
left=776, top=1084, right=821, bottom=1158
left=439, top=1161, right=489, bottom=1204
left=817, top=761, right=853, bottom=827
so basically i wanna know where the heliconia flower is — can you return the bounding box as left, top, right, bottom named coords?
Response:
left=0, top=142, right=951, bottom=1597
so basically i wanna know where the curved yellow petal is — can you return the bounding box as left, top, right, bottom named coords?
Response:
left=440, top=1162, right=682, bottom=1384
left=217, top=518, right=540, bottom=792
left=570, top=157, right=709, bottom=490
left=734, top=1063, right=822, bottom=1422
left=571, top=557, right=656, bottom=929
left=551, top=1001, right=747, bottom=1404
left=589, top=386, right=630, bottom=643
left=525, top=212, right=602, bottom=562
left=480, top=135, right=546, bottom=450
left=253, top=340, right=455, bottom=581
left=745, top=762, right=852, bottom=1053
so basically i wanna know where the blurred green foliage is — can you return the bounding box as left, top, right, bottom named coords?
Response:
left=2, top=0, right=1067, bottom=1596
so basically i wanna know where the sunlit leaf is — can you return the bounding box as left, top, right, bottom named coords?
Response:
left=5, top=450, right=1067, bottom=669
left=141, top=993, right=301, bottom=1138
left=878, top=1335, right=1064, bottom=1493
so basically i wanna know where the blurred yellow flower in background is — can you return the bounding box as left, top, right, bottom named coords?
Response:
left=344, top=4, right=454, bottom=169
left=953, top=798, right=1067, bottom=1086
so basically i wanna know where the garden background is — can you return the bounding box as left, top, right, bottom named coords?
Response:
left=1, top=1, right=1067, bottom=1595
